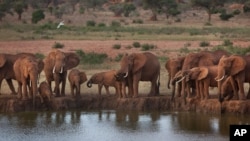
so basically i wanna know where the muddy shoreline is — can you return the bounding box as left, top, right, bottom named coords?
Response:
left=0, top=94, right=250, bottom=114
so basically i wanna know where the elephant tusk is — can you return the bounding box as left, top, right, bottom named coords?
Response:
left=53, top=66, right=56, bottom=73
left=60, top=67, right=63, bottom=73
left=123, top=72, right=128, bottom=78
left=215, top=75, right=225, bottom=82
left=176, top=76, right=186, bottom=84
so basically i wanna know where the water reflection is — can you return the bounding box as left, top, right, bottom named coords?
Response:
left=0, top=110, right=249, bottom=141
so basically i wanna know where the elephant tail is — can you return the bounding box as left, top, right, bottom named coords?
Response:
left=87, top=80, right=92, bottom=88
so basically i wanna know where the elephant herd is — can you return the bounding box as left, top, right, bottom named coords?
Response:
left=166, top=50, right=250, bottom=102
left=0, top=50, right=161, bottom=107
left=1, top=48, right=249, bottom=107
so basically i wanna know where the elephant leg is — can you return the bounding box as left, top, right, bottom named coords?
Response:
left=195, top=81, right=200, bottom=99
left=98, top=84, right=103, bottom=95
left=0, top=79, right=2, bottom=95
left=127, top=76, right=133, bottom=98
left=236, top=78, right=246, bottom=100
left=17, top=82, right=22, bottom=99
left=171, top=84, right=176, bottom=101
left=133, top=75, right=140, bottom=98
left=22, top=80, right=28, bottom=100
left=61, top=73, right=67, bottom=96
left=122, top=82, right=127, bottom=98
left=205, top=80, right=210, bottom=99
left=70, top=83, right=74, bottom=96
left=6, top=79, right=17, bottom=95
left=77, top=84, right=80, bottom=96
left=104, top=85, right=110, bottom=95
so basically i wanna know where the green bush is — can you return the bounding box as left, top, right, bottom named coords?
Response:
left=112, top=44, right=121, bottom=49
left=76, top=50, right=108, bottom=64
left=114, top=54, right=123, bottom=62
left=223, top=39, right=233, bottom=46
left=123, top=3, right=136, bottom=17
left=179, top=47, right=190, bottom=54
left=32, top=9, right=45, bottom=24
left=132, top=19, right=143, bottom=24
left=111, top=21, right=121, bottom=27
left=219, top=12, right=234, bottom=21
left=141, top=43, right=155, bottom=51
left=199, top=41, right=210, bottom=47
left=86, top=20, right=96, bottom=27
left=133, top=42, right=141, bottom=48
left=35, top=53, right=45, bottom=59
left=52, top=42, right=64, bottom=49
left=98, top=23, right=106, bottom=27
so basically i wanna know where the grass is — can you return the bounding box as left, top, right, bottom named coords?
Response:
left=1, top=23, right=250, bottom=41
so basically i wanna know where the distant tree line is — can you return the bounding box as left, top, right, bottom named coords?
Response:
left=0, top=0, right=250, bottom=24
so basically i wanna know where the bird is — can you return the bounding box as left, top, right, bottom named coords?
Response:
left=57, top=21, right=64, bottom=29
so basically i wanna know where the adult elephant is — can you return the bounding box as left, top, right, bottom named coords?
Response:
left=115, top=52, right=160, bottom=98
left=14, top=56, right=44, bottom=107
left=178, top=66, right=218, bottom=99
left=180, top=50, right=229, bottom=98
left=43, top=49, right=80, bottom=97
left=165, top=56, right=185, bottom=100
left=215, top=55, right=250, bottom=101
left=0, top=53, right=41, bottom=95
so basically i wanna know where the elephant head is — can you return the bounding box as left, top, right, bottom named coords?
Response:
left=220, top=77, right=236, bottom=101
left=215, top=55, right=246, bottom=81
left=165, top=57, right=185, bottom=88
left=116, top=53, right=146, bottom=79
left=87, top=73, right=104, bottom=88
left=46, top=49, right=80, bottom=74
left=185, top=67, right=209, bottom=81
left=215, top=55, right=246, bottom=101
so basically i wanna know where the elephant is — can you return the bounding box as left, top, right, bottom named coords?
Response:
left=178, top=66, right=218, bottom=99
left=115, top=74, right=128, bottom=98
left=68, top=69, right=87, bottom=97
left=0, top=53, right=40, bottom=95
left=38, top=81, right=53, bottom=103
left=43, top=49, right=80, bottom=97
left=215, top=55, right=250, bottom=101
left=180, top=50, right=229, bottom=99
left=220, top=77, right=239, bottom=101
left=87, top=70, right=124, bottom=97
left=13, top=56, right=44, bottom=107
left=115, top=52, right=160, bottom=98
left=165, top=56, right=185, bottom=100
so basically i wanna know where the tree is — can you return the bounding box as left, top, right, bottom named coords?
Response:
left=32, top=9, right=45, bottom=24
left=143, top=0, right=179, bottom=21
left=0, top=1, right=13, bottom=21
left=192, top=0, right=227, bottom=23
left=13, top=1, right=28, bottom=20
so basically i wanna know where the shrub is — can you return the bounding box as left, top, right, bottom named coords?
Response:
left=133, top=42, right=141, bottom=48
left=199, top=41, right=210, bottom=47
left=52, top=42, right=64, bottom=49
left=76, top=50, right=108, bottom=64
left=179, top=47, right=190, bottom=54
left=98, top=23, right=106, bottom=27
left=223, top=39, right=233, bottom=46
left=111, top=21, right=121, bottom=27
left=114, top=54, right=123, bottom=62
left=123, top=3, right=136, bottom=17
left=112, top=44, right=121, bottom=49
left=35, top=53, right=45, bottom=59
left=219, top=12, right=234, bottom=21
left=32, top=9, right=45, bottom=24
left=132, top=19, right=143, bottom=24
left=86, top=20, right=96, bottom=27
left=141, top=43, right=155, bottom=51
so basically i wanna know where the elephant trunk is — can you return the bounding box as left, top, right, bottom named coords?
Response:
left=30, top=73, right=38, bottom=109
left=53, top=65, right=64, bottom=74
left=87, top=80, right=92, bottom=88
left=215, top=68, right=225, bottom=102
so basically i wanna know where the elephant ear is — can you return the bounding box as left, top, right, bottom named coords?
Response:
left=229, top=55, right=246, bottom=75
left=37, top=59, right=44, bottom=74
left=0, top=54, right=6, bottom=68
left=132, top=53, right=146, bottom=73
left=65, top=53, right=80, bottom=70
left=80, top=72, right=87, bottom=82
left=198, top=67, right=208, bottom=80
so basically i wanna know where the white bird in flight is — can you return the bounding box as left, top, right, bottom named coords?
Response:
left=57, top=21, right=64, bottom=29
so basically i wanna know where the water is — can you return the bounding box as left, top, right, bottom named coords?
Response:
left=0, top=110, right=249, bottom=141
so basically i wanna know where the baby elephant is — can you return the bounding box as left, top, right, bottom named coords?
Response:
left=38, top=81, right=53, bottom=103
left=68, top=69, right=87, bottom=97
left=87, top=70, right=122, bottom=96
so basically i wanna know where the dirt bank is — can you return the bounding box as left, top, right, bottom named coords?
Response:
left=1, top=95, right=250, bottom=114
